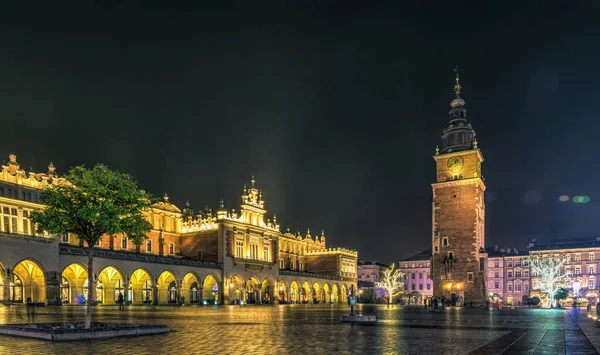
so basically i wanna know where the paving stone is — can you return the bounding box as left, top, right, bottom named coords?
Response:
left=0, top=305, right=596, bottom=354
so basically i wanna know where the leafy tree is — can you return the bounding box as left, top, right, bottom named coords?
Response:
left=358, top=287, right=377, bottom=304
left=31, top=165, right=152, bottom=329
left=529, top=253, right=569, bottom=308
left=554, top=287, right=569, bottom=301
left=376, top=263, right=404, bottom=305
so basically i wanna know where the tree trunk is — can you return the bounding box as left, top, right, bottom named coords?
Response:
left=85, top=246, right=94, bottom=329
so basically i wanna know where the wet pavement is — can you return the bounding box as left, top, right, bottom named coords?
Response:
left=0, top=304, right=597, bottom=354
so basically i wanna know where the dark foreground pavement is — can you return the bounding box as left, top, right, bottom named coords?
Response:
left=0, top=304, right=597, bottom=354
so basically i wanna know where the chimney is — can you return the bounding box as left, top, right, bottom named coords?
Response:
left=507, top=248, right=511, bottom=253
left=494, top=245, right=499, bottom=251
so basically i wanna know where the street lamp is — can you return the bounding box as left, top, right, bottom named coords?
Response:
left=573, top=280, right=581, bottom=307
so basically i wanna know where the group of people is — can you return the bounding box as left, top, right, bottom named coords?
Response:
left=424, top=296, right=446, bottom=311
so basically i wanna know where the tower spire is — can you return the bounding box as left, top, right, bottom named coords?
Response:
left=440, top=67, right=475, bottom=154
left=453, top=66, right=461, bottom=98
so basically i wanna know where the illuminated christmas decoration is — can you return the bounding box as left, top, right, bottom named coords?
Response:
left=376, top=263, right=404, bottom=305
left=529, top=253, right=569, bottom=308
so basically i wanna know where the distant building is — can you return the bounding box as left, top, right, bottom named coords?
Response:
left=399, top=250, right=433, bottom=302
left=486, top=246, right=505, bottom=300
left=529, top=238, right=600, bottom=306
left=357, top=261, right=389, bottom=297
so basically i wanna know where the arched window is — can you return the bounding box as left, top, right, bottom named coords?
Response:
left=190, top=282, right=199, bottom=303
left=114, top=279, right=124, bottom=303
left=143, top=280, right=152, bottom=303
left=168, top=281, right=177, bottom=303
left=10, top=274, right=23, bottom=303
left=60, top=276, right=70, bottom=304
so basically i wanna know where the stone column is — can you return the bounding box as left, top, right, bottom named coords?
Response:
left=3, top=268, right=11, bottom=305
left=152, top=279, right=158, bottom=305
left=217, top=281, right=224, bottom=305
left=46, top=271, right=61, bottom=306
left=286, top=287, right=291, bottom=303
left=124, top=277, right=130, bottom=305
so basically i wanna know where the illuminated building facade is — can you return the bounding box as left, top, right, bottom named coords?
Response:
left=430, top=71, right=487, bottom=305
left=529, top=238, right=600, bottom=306
left=399, top=250, right=433, bottom=302
left=0, top=155, right=357, bottom=306
left=357, top=261, right=389, bottom=297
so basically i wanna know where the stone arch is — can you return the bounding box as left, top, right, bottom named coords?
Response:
left=331, top=284, right=340, bottom=304
left=0, top=261, right=5, bottom=302
left=12, top=258, right=47, bottom=303
left=96, top=265, right=125, bottom=304
left=228, top=274, right=244, bottom=303
left=322, top=283, right=331, bottom=303
left=130, top=268, right=154, bottom=304
left=61, top=262, right=88, bottom=304
left=246, top=276, right=260, bottom=304
left=312, top=282, right=321, bottom=304
left=341, top=284, right=348, bottom=304
left=261, top=277, right=275, bottom=304
left=277, top=279, right=289, bottom=303
left=157, top=270, right=179, bottom=304
left=203, top=273, right=220, bottom=302
left=182, top=272, right=201, bottom=304
left=288, top=280, right=299, bottom=303
left=301, top=281, right=311, bottom=303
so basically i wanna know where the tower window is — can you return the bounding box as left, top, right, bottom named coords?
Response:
left=467, top=272, right=474, bottom=282
left=448, top=252, right=454, bottom=259
left=442, top=237, right=448, bottom=247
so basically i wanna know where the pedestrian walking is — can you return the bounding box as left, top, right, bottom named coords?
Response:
left=118, top=292, right=124, bottom=310
left=434, top=297, right=439, bottom=311
left=26, top=297, right=35, bottom=322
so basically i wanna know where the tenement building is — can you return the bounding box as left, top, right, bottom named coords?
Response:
left=399, top=250, right=433, bottom=303
left=529, top=238, right=600, bottom=306
left=430, top=71, right=487, bottom=305
left=0, top=155, right=357, bottom=306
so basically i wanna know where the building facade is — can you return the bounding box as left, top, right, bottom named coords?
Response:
left=529, top=238, right=600, bottom=306
left=0, top=154, right=357, bottom=306
left=357, top=261, right=389, bottom=297
left=431, top=72, right=487, bottom=305
left=399, top=250, right=433, bottom=302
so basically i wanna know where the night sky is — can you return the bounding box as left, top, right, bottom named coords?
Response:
left=1, top=1, right=599, bottom=263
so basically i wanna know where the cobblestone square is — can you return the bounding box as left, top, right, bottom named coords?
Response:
left=0, top=305, right=598, bottom=355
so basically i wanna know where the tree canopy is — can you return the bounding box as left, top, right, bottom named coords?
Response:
left=31, top=164, right=152, bottom=246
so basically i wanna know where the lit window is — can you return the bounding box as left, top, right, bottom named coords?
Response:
left=146, top=240, right=152, bottom=252
left=250, top=243, right=259, bottom=259
left=590, top=279, right=595, bottom=289
left=235, top=239, right=244, bottom=258
left=263, top=245, right=270, bottom=261
left=590, top=266, right=595, bottom=274
left=575, top=267, right=581, bottom=275
left=590, top=253, right=595, bottom=261
left=169, top=243, right=174, bottom=255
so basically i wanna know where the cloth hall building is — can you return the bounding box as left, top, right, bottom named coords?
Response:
left=0, top=154, right=357, bottom=306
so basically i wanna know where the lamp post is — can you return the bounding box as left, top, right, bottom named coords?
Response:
left=573, top=280, right=581, bottom=308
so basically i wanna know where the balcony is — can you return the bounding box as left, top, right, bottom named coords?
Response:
left=279, top=269, right=355, bottom=282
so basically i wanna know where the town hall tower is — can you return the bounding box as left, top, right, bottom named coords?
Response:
left=431, top=69, right=487, bottom=305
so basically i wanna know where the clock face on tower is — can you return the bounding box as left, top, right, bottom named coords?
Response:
left=447, top=156, right=464, bottom=174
